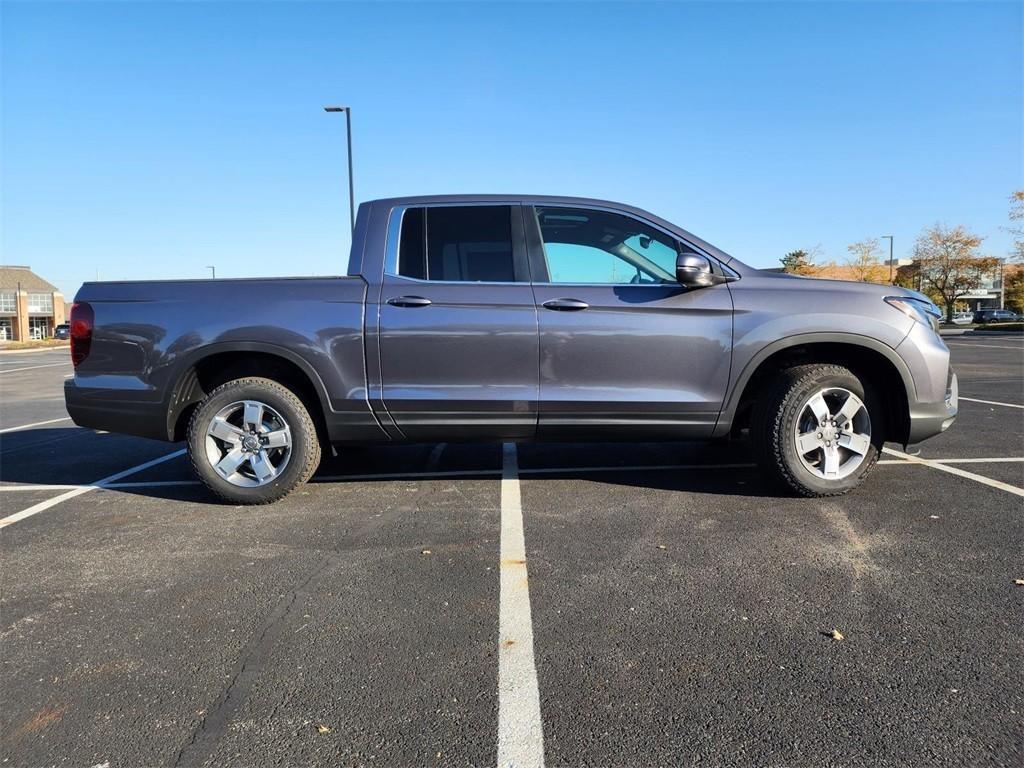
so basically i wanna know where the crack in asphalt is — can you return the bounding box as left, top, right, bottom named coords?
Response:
left=172, top=552, right=340, bottom=768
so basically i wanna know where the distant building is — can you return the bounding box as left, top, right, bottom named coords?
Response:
left=0, top=266, right=66, bottom=341
left=770, top=258, right=1013, bottom=311
left=894, top=261, right=1009, bottom=311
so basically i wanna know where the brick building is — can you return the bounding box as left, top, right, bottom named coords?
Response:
left=769, top=259, right=1019, bottom=312
left=0, top=266, right=66, bottom=341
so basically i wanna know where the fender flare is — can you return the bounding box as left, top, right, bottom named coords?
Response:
left=163, top=341, right=334, bottom=440
left=714, top=332, right=916, bottom=436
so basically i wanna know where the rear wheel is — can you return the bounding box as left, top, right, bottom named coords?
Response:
left=752, top=364, right=883, bottom=497
left=187, top=377, right=321, bottom=504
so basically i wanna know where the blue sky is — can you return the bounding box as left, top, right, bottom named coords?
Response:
left=2, top=1, right=1021, bottom=299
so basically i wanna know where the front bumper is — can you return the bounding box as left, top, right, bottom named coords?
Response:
left=906, top=372, right=958, bottom=444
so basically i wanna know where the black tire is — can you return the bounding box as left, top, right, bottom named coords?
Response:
left=187, top=377, right=321, bottom=504
left=751, top=364, right=884, bottom=497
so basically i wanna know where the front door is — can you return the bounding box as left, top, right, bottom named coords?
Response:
left=376, top=204, right=539, bottom=441
left=526, top=204, right=734, bottom=440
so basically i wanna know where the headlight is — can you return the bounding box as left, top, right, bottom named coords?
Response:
left=885, top=296, right=942, bottom=333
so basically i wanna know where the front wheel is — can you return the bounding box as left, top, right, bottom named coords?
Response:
left=187, top=377, right=321, bottom=504
left=751, top=364, right=884, bottom=497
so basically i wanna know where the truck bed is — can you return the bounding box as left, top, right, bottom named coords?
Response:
left=67, top=276, right=380, bottom=442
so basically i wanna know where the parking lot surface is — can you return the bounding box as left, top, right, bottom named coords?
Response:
left=2, top=337, right=1022, bottom=767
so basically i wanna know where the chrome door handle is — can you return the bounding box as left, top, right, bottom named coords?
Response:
left=542, top=298, right=589, bottom=311
left=387, top=296, right=432, bottom=308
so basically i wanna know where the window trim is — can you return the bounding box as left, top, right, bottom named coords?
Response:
left=384, top=202, right=531, bottom=285
left=26, top=292, right=54, bottom=314
left=526, top=203, right=739, bottom=286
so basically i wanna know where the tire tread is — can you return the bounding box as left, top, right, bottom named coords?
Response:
left=751, top=364, right=880, bottom=497
left=186, top=377, right=321, bottom=505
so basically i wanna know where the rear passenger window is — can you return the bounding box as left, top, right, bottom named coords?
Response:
left=397, top=206, right=516, bottom=282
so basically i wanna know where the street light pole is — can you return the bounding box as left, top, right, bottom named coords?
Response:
left=207, top=266, right=216, bottom=279
left=323, top=105, right=356, bottom=235
left=881, top=235, right=894, bottom=284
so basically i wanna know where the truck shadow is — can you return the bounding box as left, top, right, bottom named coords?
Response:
left=0, top=430, right=787, bottom=502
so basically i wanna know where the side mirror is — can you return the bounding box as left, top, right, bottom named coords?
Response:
left=676, top=253, right=715, bottom=287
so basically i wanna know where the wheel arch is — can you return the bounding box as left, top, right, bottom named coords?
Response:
left=165, top=342, right=331, bottom=444
left=719, top=333, right=914, bottom=444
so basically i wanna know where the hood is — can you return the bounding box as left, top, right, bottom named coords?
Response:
left=753, top=269, right=928, bottom=301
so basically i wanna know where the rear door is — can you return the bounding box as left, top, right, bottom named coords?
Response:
left=375, top=203, right=539, bottom=441
left=525, top=204, right=734, bottom=439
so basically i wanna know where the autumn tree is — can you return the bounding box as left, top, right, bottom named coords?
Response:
left=780, top=249, right=815, bottom=275
left=912, top=224, right=998, bottom=323
left=1008, top=190, right=1024, bottom=261
left=845, top=239, right=886, bottom=283
left=893, top=262, right=944, bottom=305
left=1004, top=268, right=1024, bottom=313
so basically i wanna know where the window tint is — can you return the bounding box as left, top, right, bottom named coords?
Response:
left=535, top=207, right=679, bottom=284
left=398, top=207, right=426, bottom=280
left=397, top=206, right=515, bottom=282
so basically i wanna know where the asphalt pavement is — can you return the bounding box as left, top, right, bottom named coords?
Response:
left=1, top=337, right=1021, bottom=767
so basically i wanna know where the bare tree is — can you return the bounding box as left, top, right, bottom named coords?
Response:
left=912, top=223, right=998, bottom=323
left=845, top=239, right=885, bottom=282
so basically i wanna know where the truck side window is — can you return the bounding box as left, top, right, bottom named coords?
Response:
left=397, top=206, right=516, bottom=282
left=535, top=207, right=678, bottom=285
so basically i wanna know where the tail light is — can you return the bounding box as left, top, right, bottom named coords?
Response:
left=69, top=301, right=94, bottom=367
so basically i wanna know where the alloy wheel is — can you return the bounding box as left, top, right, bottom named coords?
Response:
left=204, top=400, right=292, bottom=487
left=794, top=387, right=872, bottom=481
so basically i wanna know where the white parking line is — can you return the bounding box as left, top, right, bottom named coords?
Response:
left=946, top=342, right=1024, bottom=350
left=0, top=449, right=186, bottom=529
left=878, top=457, right=1024, bottom=465
left=8, top=457, right=1021, bottom=493
left=497, top=443, right=545, bottom=768
left=934, top=457, right=1024, bottom=464
left=959, top=396, right=1024, bottom=409
left=0, top=463, right=760, bottom=492
left=0, top=362, right=70, bottom=374
left=881, top=447, right=1024, bottom=498
left=0, top=417, right=73, bottom=434
left=2, top=453, right=1017, bottom=499
left=0, top=484, right=83, bottom=492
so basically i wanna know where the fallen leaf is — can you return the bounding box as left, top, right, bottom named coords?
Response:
left=421, top=549, right=432, bottom=555
left=657, top=544, right=667, bottom=550
left=317, top=724, right=331, bottom=734
left=829, top=629, right=844, bottom=641
left=929, top=515, right=940, bottom=520
left=1014, top=579, right=1024, bottom=586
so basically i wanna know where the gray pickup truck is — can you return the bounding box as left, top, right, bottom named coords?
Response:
left=65, top=195, right=957, bottom=504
